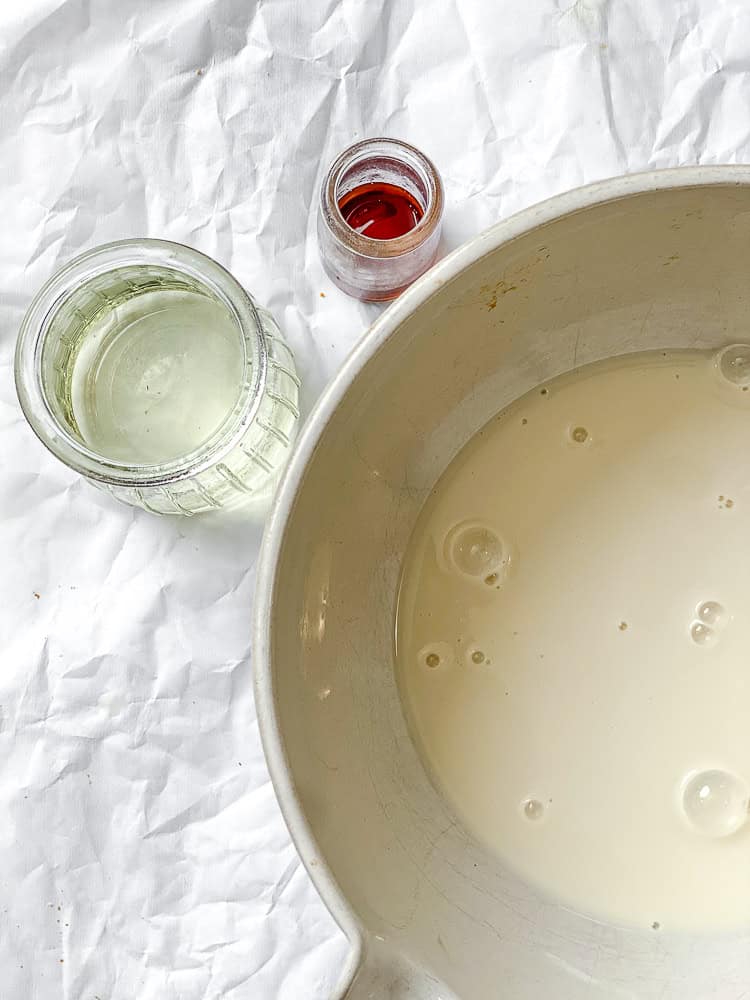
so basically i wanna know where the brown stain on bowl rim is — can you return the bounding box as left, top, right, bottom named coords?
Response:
left=481, top=245, right=551, bottom=311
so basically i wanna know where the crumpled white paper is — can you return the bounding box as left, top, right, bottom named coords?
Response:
left=2, top=1, right=750, bottom=997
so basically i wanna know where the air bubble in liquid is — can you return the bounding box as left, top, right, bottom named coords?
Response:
left=697, top=601, right=725, bottom=627
left=418, top=641, right=453, bottom=671
left=446, top=523, right=504, bottom=580
left=681, top=769, right=749, bottom=837
left=716, top=343, right=750, bottom=387
left=690, top=622, right=715, bottom=646
left=523, top=799, right=545, bottom=821
left=690, top=622, right=714, bottom=645
left=570, top=426, right=588, bottom=444
left=690, top=601, right=728, bottom=645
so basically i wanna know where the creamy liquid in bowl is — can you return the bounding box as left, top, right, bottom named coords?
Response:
left=396, top=346, right=750, bottom=931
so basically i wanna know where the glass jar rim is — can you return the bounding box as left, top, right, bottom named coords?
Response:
left=320, top=137, right=444, bottom=260
left=14, top=238, right=268, bottom=487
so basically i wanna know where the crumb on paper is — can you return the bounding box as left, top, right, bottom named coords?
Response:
left=33, top=592, right=40, bottom=599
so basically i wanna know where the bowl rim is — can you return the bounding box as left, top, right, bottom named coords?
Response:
left=252, top=164, right=750, bottom=996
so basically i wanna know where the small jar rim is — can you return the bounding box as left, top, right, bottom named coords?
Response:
left=320, top=137, right=444, bottom=260
left=14, top=238, right=268, bottom=487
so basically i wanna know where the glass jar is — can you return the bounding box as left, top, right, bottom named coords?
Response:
left=318, top=138, right=444, bottom=301
left=15, top=239, right=300, bottom=516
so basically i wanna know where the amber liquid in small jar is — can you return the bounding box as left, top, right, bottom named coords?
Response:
left=338, top=183, right=424, bottom=240
left=318, top=138, right=444, bottom=301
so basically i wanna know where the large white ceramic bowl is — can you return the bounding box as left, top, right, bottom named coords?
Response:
left=254, top=167, right=750, bottom=999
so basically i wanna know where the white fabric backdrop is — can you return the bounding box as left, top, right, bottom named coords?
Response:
left=2, top=1, right=749, bottom=996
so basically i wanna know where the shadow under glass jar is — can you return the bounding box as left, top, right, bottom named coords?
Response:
left=318, top=137, right=444, bottom=301
left=15, top=239, right=300, bottom=515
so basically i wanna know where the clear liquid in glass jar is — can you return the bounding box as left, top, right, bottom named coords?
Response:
left=15, top=240, right=300, bottom=515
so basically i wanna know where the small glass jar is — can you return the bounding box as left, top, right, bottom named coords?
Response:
left=318, top=138, right=444, bottom=301
left=15, top=239, right=299, bottom=516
